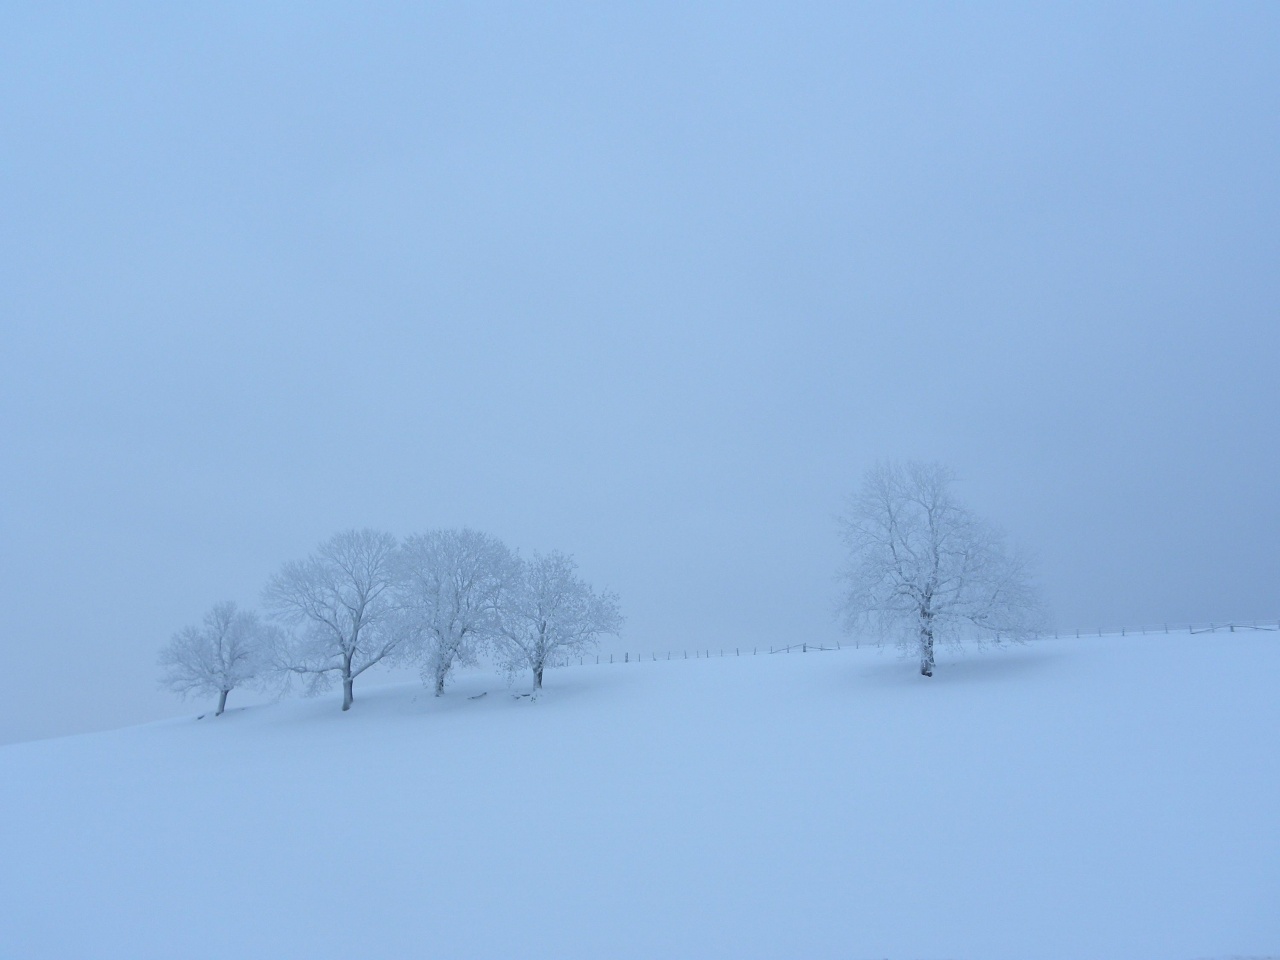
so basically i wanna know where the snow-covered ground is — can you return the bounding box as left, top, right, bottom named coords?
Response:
left=1, top=634, right=1276, bottom=960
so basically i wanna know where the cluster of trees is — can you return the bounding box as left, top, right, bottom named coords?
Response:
left=158, top=529, right=623, bottom=715
left=161, top=462, right=1043, bottom=715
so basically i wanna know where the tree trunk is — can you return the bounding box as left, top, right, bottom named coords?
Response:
left=216, top=688, right=229, bottom=716
left=341, top=651, right=355, bottom=711
left=434, top=671, right=446, bottom=697
left=533, top=663, right=543, bottom=690
left=919, top=628, right=935, bottom=677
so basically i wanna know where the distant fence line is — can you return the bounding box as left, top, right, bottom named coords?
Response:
left=1045, top=619, right=1280, bottom=639
left=570, top=643, right=840, bottom=667
left=564, top=620, right=1280, bottom=668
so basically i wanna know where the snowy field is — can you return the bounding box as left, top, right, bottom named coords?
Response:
left=1, top=634, right=1277, bottom=960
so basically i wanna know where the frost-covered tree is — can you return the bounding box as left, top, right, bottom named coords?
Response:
left=496, top=551, right=623, bottom=691
left=158, top=601, right=268, bottom=716
left=397, top=528, right=517, bottom=696
left=263, top=529, right=406, bottom=711
left=838, top=461, right=1041, bottom=677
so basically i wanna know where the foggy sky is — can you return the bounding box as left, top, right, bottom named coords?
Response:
left=3, top=3, right=1277, bottom=744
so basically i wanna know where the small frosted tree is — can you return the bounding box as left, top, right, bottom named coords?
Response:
left=397, top=528, right=518, bottom=696
left=263, top=528, right=406, bottom=711
left=158, top=601, right=268, bottom=716
left=496, top=551, right=623, bottom=692
left=838, top=461, right=1041, bottom=677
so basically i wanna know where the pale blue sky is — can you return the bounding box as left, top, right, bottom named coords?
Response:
left=3, top=3, right=1277, bottom=742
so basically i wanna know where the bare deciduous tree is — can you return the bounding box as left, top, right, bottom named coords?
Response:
left=159, top=601, right=269, bottom=716
left=397, top=528, right=517, bottom=696
left=838, top=461, right=1041, bottom=677
left=263, top=529, right=405, bottom=710
left=496, top=551, right=623, bottom=692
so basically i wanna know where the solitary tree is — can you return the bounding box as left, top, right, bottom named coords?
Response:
left=263, top=528, right=405, bottom=710
left=159, top=601, right=268, bottom=716
left=496, top=551, right=623, bottom=692
left=397, top=528, right=517, bottom=696
left=838, top=461, right=1041, bottom=677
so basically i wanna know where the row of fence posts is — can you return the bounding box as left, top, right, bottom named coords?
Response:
left=586, top=641, right=840, bottom=666
left=1043, top=620, right=1279, bottom=640
left=579, top=620, right=1278, bottom=666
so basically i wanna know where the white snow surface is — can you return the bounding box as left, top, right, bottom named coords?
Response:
left=2, top=635, right=1277, bottom=960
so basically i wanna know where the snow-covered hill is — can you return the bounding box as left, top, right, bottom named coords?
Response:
left=1, top=635, right=1276, bottom=960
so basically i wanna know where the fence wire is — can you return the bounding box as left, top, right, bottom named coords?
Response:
left=562, top=620, right=1280, bottom=669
